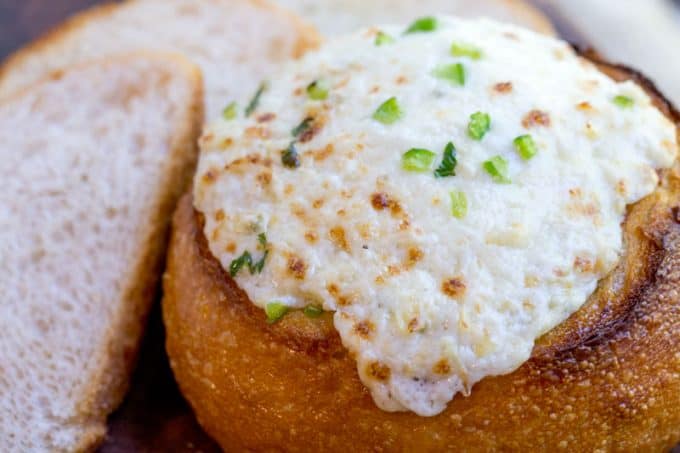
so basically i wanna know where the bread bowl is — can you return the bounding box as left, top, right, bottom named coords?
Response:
left=163, top=17, right=680, bottom=451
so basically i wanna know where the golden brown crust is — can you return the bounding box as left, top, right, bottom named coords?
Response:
left=163, top=62, right=680, bottom=451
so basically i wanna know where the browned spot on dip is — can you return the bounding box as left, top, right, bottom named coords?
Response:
left=493, top=81, right=513, bottom=94
left=256, top=112, right=276, bottom=123
left=354, top=320, right=374, bottom=338
left=576, top=101, right=594, bottom=112
left=366, top=361, right=391, bottom=381
left=442, top=277, right=466, bottom=298
left=312, top=198, right=324, bottom=209
left=407, top=318, right=420, bottom=333
left=405, top=247, right=424, bottom=268
left=218, top=137, right=233, bottom=150
left=214, top=209, right=225, bottom=221
left=287, top=255, right=307, bottom=280
left=256, top=171, right=272, bottom=186
left=201, top=169, right=219, bottom=184
left=304, top=230, right=319, bottom=243
left=395, top=75, right=408, bottom=85
left=244, top=126, right=271, bottom=139
left=433, top=359, right=451, bottom=375
left=574, top=256, right=594, bottom=273
left=225, top=242, right=237, bottom=253
left=311, top=143, right=334, bottom=161
left=522, top=109, right=551, bottom=128
left=329, top=226, right=350, bottom=252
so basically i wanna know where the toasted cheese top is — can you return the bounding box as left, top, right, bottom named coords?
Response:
left=194, top=17, right=677, bottom=416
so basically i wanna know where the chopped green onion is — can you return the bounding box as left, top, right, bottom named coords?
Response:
left=450, top=190, right=468, bottom=219
left=229, top=251, right=252, bottom=277
left=303, top=305, right=324, bottom=318
left=468, top=112, right=491, bottom=140
left=257, top=232, right=267, bottom=247
left=373, top=97, right=403, bottom=124
left=222, top=102, right=238, bottom=120
left=483, top=155, right=511, bottom=183
left=434, top=142, right=457, bottom=178
left=245, top=82, right=267, bottom=117
left=375, top=31, right=395, bottom=46
left=404, top=16, right=438, bottom=34
left=450, top=42, right=483, bottom=60
left=402, top=148, right=436, bottom=172
left=612, top=95, right=634, bottom=108
left=251, top=250, right=269, bottom=273
left=292, top=117, right=312, bottom=138
left=513, top=135, right=538, bottom=160
left=265, top=302, right=289, bottom=324
left=432, top=63, right=465, bottom=86
left=281, top=142, right=301, bottom=168
left=307, top=79, right=329, bottom=100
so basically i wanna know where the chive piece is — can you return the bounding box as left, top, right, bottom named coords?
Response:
left=450, top=190, right=468, bottom=219
left=229, top=251, right=252, bottom=277
left=373, top=97, right=403, bottom=124
left=468, top=112, right=491, bottom=141
left=612, top=95, right=634, bottom=108
left=375, top=31, right=395, bottom=46
left=222, top=102, right=238, bottom=120
left=251, top=250, right=269, bottom=274
left=513, top=135, right=538, bottom=160
left=434, top=142, right=458, bottom=178
left=303, top=305, right=324, bottom=318
left=258, top=232, right=267, bottom=247
left=265, top=302, right=289, bottom=324
left=245, top=82, right=267, bottom=117
left=402, top=148, right=436, bottom=172
left=450, top=42, right=483, bottom=60
left=404, top=16, right=438, bottom=34
left=292, top=117, right=313, bottom=138
left=307, top=79, right=329, bottom=101
left=432, top=63, right=465, bottom=86
left=281, top=142, right=301, bottom=168
left=483, top=155, right=511, bottom=183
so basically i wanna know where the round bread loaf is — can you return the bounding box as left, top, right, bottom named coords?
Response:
left=163, top=19, right=680, bottom=451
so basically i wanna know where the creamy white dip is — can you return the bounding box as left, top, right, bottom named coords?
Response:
left=194, top=17, right=677, bottom=416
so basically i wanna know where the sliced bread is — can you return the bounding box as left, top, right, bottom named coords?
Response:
left=0, top=53, right=203, bottom=452
left=0, top=0, right=319, bottom=119
left=275, top=0, right=555, bottom=36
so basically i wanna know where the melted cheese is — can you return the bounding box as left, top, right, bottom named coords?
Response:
left=194, top=17, right=677, bottom=416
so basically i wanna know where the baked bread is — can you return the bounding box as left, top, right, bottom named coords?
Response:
left=163, top=17, right=680, bottom=451
left=277, top=0, right=555, bottom=36
left=0, top=0, right=319, bottom=118
left=0, top=54, right=202, bottom=452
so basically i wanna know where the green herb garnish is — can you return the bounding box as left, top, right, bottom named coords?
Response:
left=513, top=134, right=538, bottom=160
left=402, top=148, right=436, bottom=172
left=265, top=302, right=289, bottom=324
left=375, top=31, right=395, bottom=46
left=307, top=79, right=329, bottom=101
left=222, top=102, right=238, bottom=120
left=468, top=112, right=490, bottom=140
left=483, top=155, right=511, bottom=183
left=612, top=95, right=634, bottom=108
left=404, top=16, right=438, bottom=34
left=245, top=82, right=267, bottom=117
left=434, top=142, right=457, bottom=178
left=230, top=234, right=269, bottom=277
left=303, top=305, right=324, bottom=318
left=373, top=97, right=403, bottom=124
left=292, top=117, right=313, bottom=138
left=432, top=63, right=465, bottom=86
left=258, top=232, right=267, bottom=247
left=229, top=251, right=252, bottom=277
left=450, top=190, right=468, bottom=219
left=281, top=142, right=301, bottom=168
left=450, top=42, right=483, bottom=60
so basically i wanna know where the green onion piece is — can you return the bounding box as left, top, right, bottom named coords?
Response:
left=251, top=250, right=269, bottom=274
left=450, top=190, right=468, bottom=219
left=432, top=63, right=465, bottom=86
left=303, top=305, right=324, bottom=318
left=245, top=82, right=267, bottom=117
left=402, top=148, right=436, bottom=172
left=434, top=142, right=458, bottom=178
left=229, top=251, right=252, bottom=277
left=222, top=102, right=238, bottom=120
left=404, top=16, right=438, bottom=34
left=265, top=302, right=289, bottom=324
left=373, top=97, right=403, bottom=124
left=450, top=42, right=483, bottom=60
left=513, top=134, right=538, bottom=160
left=483, top=155, right=511, bottom=183
left=468, top=112, right=491, bottom=140
left=375, top=31, right=395, bottom=46
left=292, top=117, right=312, bottom=138
left=307, top=79, right=329, bottom=100
left=281, top=142, right=301, bottom=168
left=612, top=95, right=634, bottom=108
left=257, top=232, right=267, bottom=247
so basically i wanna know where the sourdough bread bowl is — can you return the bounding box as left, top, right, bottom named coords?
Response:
left=163, top=16, right=680, bottom=451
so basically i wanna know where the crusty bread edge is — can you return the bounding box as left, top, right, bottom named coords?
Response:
left=0, top=0, right=321, bottom=97
left=0, top=52, right=204, bottom=452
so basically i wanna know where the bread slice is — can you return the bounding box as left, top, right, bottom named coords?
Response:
left=0, top=53, right=203, bottom=452
left=275, top=0, right=555, bottom=36
left=0, top=0, right=319, bottom=119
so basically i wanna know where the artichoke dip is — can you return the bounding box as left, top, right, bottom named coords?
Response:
left=194, top=17, right=678, bottom=416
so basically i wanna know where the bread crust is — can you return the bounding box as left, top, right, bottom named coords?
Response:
left=163, top=58, right=680, bottom=452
